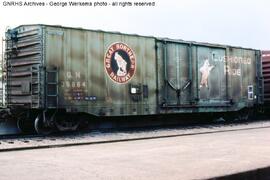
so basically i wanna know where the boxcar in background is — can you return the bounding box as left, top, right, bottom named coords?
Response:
left=262, top=50, right=270, bottom=104
left=3, top=24, right=263, bottom=134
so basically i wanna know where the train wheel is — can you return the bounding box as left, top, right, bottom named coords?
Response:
left=34, top=115, right=53, bottom=135
left=238, top=110, right=250, bottom=121
left=17, top=118, right=35, bottom=134
left=55, top=116, right=80, bottom=132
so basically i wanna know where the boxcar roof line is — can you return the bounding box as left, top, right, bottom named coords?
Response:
left=13, top=24, right=258, bottom=51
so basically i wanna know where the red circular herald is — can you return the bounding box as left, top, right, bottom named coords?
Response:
left=104, top=42, right=136, bottom=84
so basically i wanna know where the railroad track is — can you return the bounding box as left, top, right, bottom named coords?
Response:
left=0, top=120, right=270, bottom=152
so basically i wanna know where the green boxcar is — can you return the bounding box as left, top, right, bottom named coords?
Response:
left=4, top=24, right=263, bottom=134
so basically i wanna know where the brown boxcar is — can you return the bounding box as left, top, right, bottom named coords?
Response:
left=3, top=24, right=263, bottom=134
left=262, top=50, right=270, bottom=104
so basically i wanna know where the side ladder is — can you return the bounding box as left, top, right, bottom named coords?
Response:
left=46, top=68, right=59, bottom=109
left=0, top=38, right=7, bottom=107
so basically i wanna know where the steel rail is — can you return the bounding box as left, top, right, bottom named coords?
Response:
left=0, top=124, right=269, bottom=153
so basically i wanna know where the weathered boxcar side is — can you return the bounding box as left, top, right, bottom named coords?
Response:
left=5, top=25, right=158, bottom=133
left=44, top=25, right=157, bottom=117
left=156, top=39, right=263, bottom=114
left=3, top=24, right=263, bottom=134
